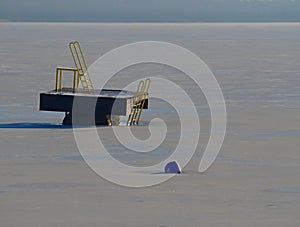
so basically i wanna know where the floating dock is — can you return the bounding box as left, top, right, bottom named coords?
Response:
left=39, top=88, right=148, bottom=125
left=39, top=41, right=150, bottom=126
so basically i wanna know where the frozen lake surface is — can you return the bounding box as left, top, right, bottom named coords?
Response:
left=0, top=23, right=300, bottom=226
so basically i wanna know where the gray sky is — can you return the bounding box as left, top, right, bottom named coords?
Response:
left=0, top=0, right=300, bottom=22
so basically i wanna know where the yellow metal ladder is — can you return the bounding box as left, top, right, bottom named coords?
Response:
left=69, top=41, right=94, bottom=91
left=127, top=78, right=151, bottom=125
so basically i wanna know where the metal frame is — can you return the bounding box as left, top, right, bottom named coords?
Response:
left=127, top=78, right=151, bottom=125
left=54, top=41, right=94, bottom=92
left=69, top=41, right=94, bottom=91
left=55, top=67, right=79, bottom=92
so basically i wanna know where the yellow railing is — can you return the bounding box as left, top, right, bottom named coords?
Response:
left=54, top=41, right=94, bottom=92
left=69, top=41, right=94, bottom=91
left=55, top=67, right=79, bottom=92
left=127, top=78, right=151, bottom=125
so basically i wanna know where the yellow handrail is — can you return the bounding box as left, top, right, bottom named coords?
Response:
left=54, top=41, right=94, bottom=92
left=55, top=67, right=79, bottom=92
left=69, top=41, right=94, bottom=90
left=128, top=80, right=145, bottom=125
left=127, top=78, right=151, bottom=125
left=136, top=78, right=151, bottom=123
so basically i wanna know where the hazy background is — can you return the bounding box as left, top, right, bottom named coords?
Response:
left=0, top=0, right=300, bottom=22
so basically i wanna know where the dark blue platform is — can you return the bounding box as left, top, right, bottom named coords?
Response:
left=39, top=88, right=148, bottom=125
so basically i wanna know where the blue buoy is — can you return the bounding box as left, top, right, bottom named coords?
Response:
left=164, top=161, right=182, bottom=174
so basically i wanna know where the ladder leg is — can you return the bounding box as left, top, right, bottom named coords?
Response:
left=59, top=69, right=63, bottom=91
left=55, top=68, right=59, bottom=91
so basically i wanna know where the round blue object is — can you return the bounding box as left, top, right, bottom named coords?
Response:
left=164, top=161, right=181, bottom=174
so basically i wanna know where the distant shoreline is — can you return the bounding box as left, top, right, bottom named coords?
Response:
left=1, top=18, right=300, bottom=24
left=1, top=20, right=300, bottom=25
